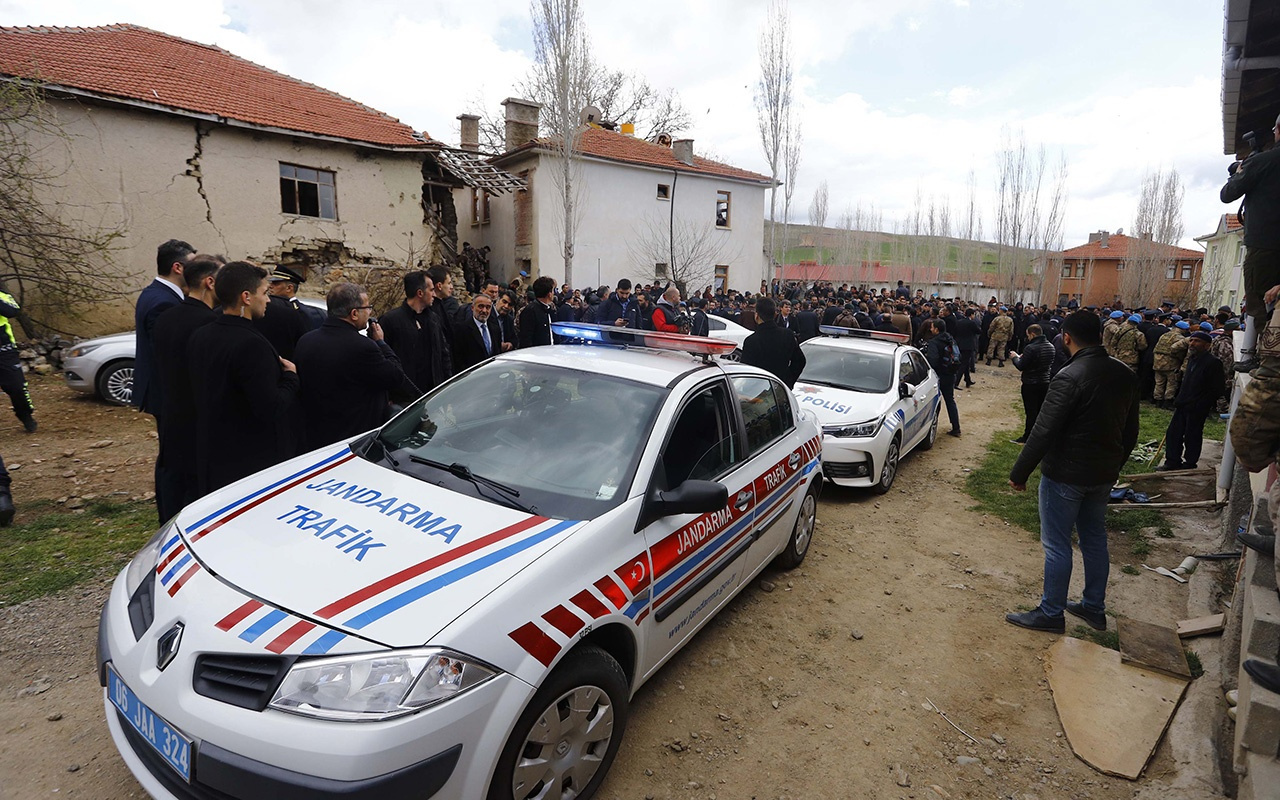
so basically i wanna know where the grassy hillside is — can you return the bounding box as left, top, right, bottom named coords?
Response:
left=764, top=221, right=1014, bottom=274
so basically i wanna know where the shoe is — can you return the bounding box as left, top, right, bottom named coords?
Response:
left=985, top=359, right=992, bottom=366
left=0, top=490, right=12, bottom=527
left=965, top=382, right=974, bottom=387
left=19, top=415, right=35, bottom=434
left=1185, top=463, right=1198, bottom=470
left=1066, top=601, right=1107, bottom=631
left=1154, top=463, right=1183, bottom=472
left=1243, top=659, right=1280, bottom=694
left=1235, top=357, right=1260, bottom=374
left=1012, top=436, right=1027, bottom=444
left=999, top=361, right=1006, bottom=367
left=1006, top=608, right=1065, bottom=633
left=947, top=429, right=962, bottom=438
left=1238, top=530, right=1276, bottom=557
left=1254, top=496, right=1274, bottom=537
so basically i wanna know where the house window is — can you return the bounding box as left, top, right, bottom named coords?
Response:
left=1117, top=261, right=1125, bottom=271
left=280, top=164, right=336, bottom=219
left=1180, top=264, right=1192, bottom=280
left=1061, top=263, right=1071, bottom=278
left=1075, top=262, right=1086, bottom=277
left=714, top=264, right=729, bottom=290
left=1165, top=263, right=1177, bottom=280
left=481, top=190, right=491, bottom=223
left=655, top=262, right=670, bottom=278
left=657, top=184, right=670, bottom=200
left=470, top=189, right=480, bottom=224
left=1057, top=293, right=1070, bottom=306
left=1229, top=290, right=1238, bottom=308
left=715, top=191, right=731, bottom=228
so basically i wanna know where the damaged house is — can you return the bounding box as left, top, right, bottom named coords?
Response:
left=0, top=24, right=511, bottom=333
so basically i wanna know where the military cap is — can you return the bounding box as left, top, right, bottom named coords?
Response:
left=1189, top=331, right=1212, bottom=343
left=1219, top=305, right=1233, bottom=315
left=1110, top=310, right=1124, bottom=319
left=1128, top=314, right=1141, bottom=324
left=1224, top=318, right=1241, bottom=331
left=269, top=265, right=305, bottom=283
left=1200, top=321, right=1213, bottom=331
left=1171, top=314, right=1182, bottom=322
left=1175, top=321, right=1190, bottom=330
left=1142, top=309, right=1156, bottom=318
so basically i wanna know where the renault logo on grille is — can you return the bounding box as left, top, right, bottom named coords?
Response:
left=157, top=623, right=184, bottom=671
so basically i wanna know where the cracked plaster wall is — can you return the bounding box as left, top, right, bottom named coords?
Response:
left=25, top=98, right=435, bottom=335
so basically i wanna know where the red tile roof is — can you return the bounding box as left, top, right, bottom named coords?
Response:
left=0, top=24, right=429, bottom=148
left=501, top=126, right=774, bottom=184
left=1062, top=233, right=1202, bottom=261
left=1226, top=213, right=1242, bottom=231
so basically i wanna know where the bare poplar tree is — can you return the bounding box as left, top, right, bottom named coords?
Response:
left=957, top=170, right=983, bottom=301
left=993, top=129, right=1068, bottom=303
left=808, top=180, right=828, bottom=264
left=1122, top=168, right=1184, bottom=308
left=755, top=0, right=795, bottom=269
left=779, top=118, right=802, bottom=272
left=0, top=81, right=124, bottom=335
left=530, top=0, right=592, bottom=286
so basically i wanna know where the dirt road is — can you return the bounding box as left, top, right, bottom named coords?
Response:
left=0, top=369, right=1221, bottom=799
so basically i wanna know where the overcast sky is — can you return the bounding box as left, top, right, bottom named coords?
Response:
left=1, top=0, right=1232, bottom=249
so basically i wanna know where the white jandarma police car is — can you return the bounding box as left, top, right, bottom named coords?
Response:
left=99, top=323, right=823, bottom=800
left=792, top=326, right=940, bottom=493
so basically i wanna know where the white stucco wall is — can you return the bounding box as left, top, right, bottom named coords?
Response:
left=27, top=98, right=434, bottom=334
left=1201, top=230, right=1245, bottom=310
left=461, top=147, right=769, bottom=293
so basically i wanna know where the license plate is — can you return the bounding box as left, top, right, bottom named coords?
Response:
left=107, top=665, right=192, bottom=782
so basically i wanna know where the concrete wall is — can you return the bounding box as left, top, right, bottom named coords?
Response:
left=459, top=150, right=769, bottom=293
left=27, top=98, right=434, bottom=335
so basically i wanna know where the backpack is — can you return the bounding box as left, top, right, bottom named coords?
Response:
left=938, top=333, right=960, bottom=372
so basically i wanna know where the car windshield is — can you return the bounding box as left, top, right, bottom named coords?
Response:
left=373, top=360, right=665, bottom=519
left=797, top=345, right=895, bottom=393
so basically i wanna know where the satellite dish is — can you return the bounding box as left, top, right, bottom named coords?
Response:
left=579, top=105, right=602, bottom=126
left=654, top=132, right=673, bottom=147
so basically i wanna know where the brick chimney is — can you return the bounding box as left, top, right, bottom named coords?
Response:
left=457, top=114, right=480, bottom=151
left=501, top=98, right=542, bottom=153
left=1087, top=230, right=1110, bottom=247
left=672, top=138, right=694, bottom=166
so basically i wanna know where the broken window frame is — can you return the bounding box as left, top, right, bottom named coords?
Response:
left=280, top=163, right=337, bottom=220
left=714, top=264, right=729, bottom=290
left=715, top=191, right=731, bottom=228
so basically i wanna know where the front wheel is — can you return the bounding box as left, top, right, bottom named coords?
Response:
left=873, top=436, right=900, bottom=495
left=95, top=360, right=134, bottom=407
left=489, top=644, right=629, bottom=800
left=773, top=481, right=818, bottom=570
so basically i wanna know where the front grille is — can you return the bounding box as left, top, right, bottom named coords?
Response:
left=193, top=654, right=294, bottom=711
left=824, top=460, right=868, bottom=479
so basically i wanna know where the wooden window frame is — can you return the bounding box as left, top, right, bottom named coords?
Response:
left=715, top=190, right=731, bottom=229
left=279, top=163, right=337, bottom=220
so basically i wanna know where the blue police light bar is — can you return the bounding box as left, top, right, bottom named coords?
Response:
left=552, top=322, right=738, bottom=355
left=819, top=325, right=910, bottom=343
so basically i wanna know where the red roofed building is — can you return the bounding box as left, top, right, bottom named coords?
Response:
left=0, top=24, right=484, bottom=332
left=1046, top=230, right=1204, bottom=309
left=465, top=98, right=774, bottom=292
left=1194, top=213, right=1246, bottom=313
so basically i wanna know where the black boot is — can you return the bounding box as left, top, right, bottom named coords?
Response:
left=0, top=489, right=13, bottom=527
left=1235, top=348, right=1259, bottom=374
left=19, top=415, right=35, bottom=434
left=1243, top=659, right=1280, bottom=694
left=1238, top=530, right=1276, bottom=556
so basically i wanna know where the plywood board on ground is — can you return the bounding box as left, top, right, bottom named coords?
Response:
left=1177, top=614, right=1226, bottom=638
left=1045, top=637, right=1188, bottom=779
left=1117, top=617, right=1192, bottom=679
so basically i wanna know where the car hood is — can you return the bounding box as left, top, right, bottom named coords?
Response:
left=75, top=332, right=133, bottom=349
left=792, top=382, right=892, bottom=427
left=175, top=446, right=587, bottom=647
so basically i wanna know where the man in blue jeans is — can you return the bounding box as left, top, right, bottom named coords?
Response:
left=1006, top=311, right=1140, bottom=633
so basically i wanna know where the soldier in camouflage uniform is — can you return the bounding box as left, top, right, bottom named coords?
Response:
left=1211, top=319, right=1239, bottom=413
left=1112, top=314, right=1146, bottom=371
left=985, top=306, right=1014, bottom=366
left=1152, top=321, right=1190, bottom=408
left=1102, top=310, right=1125, bottom=356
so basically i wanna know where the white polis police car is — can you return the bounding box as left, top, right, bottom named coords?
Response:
left=99, top=324, right=823, bottom=800
left=792, top=326, right=940, bottom=493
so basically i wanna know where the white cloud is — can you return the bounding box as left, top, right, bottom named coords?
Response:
left=946, top=86, right=979, bottom=107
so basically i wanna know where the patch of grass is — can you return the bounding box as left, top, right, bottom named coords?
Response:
left=1070, top=625, right=1120, bottom=651
left=0, top=499, right=156, bottom=605
left=965, top=428, right=1044, bottom=534
left=1121, top=564, right=1141, bottom=575
left=1126, top=403, right=1227, bottom=473
left=1186, top=649, right=1204, bottom=679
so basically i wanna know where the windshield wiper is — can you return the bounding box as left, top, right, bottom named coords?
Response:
left=803, top=378, right=870, bottom=393
left=407, top=455, right=536, bottom=513
left=354, top=433, right=400, bottom=469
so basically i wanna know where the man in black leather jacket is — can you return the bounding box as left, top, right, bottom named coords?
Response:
left=1009, top=324, right=1055, bottom=443
left=1005, top=311, right=1139, bottom=633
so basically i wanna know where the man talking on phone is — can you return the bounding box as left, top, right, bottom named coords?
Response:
left=293, top=282, right=419, bottom=450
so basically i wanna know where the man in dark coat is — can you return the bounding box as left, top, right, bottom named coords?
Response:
left=1158, top=332, right=1224, bottom=471
left=518, top=276, right=557, bottom=347
left=921, top=319, right=961, bottom=436
left=690, top=299, right=711, bottom=337
left=188, top=262, right=299, bottom=494
left=267, top=266, right=324, bottom=329
left=452, top=293, right=505, bottom=372
left=1009, top=324, right=1055, bottom=444
left=151, top=255, right=220, bottom=520
left=134, top=239, right=195, bottom=416
left=294, top=283, right=418, bottom=451
left=793, top=302, right=821, bottom=341
left=740, top=297, right=806, bottom=388
left=595, top=279, right=634, bottom=328
left=951, top=309, right=981, bottom=388
left=381, top=270, right=440, bottom=397
left=1006, top=311, right=1139, bottom=633
left=253, top=268, right=310, bottom=359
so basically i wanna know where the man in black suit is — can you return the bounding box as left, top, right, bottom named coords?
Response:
left=134, top=239, right=195, bottom=416
left=380, top=270, right=437, bottom=397
left=793, top=301, right=821, bottom=341
left=268, top=266, right=325, bottom=329
left=151, top=255, right=220, bottom=520
left=453, top=293, right=505, bottom=372
left=253, top=267, right=310, bottom=359
left=294, top=283, right=419, bottom=451
left=518, top=276, right=557, bottom=347
left=740, top=298, right=807, bottom=388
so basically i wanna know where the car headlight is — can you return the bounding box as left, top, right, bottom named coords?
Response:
left=823, top=417, right=882, bottom=438
left=269, top=649, right=498, bottom=721
left=124, top=521, right=175, bottom=597
left=65, top=343, right=102, bottom=359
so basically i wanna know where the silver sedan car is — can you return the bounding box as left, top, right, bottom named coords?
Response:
left=64, top=298, right=328, bottom=406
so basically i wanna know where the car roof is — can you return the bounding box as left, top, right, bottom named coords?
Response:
left=801, top=335, right=916, bottom=357
left=500, top=343, right=718, bottom=387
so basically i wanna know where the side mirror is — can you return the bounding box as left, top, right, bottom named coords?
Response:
left=636, top=480, right=728, bottom=531
left=899, top=381, right=916, bottom=399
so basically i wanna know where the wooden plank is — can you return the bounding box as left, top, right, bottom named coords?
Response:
left=1110, top=500, right=1224, bottom=510
left=1177, top=613, right=1226, bottom=638
left=1045, top=637, right=1188, bottom=780
left=1118, top=618, right=1192, bottom=679
left=1123, top=468, right=1215, bottom=480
